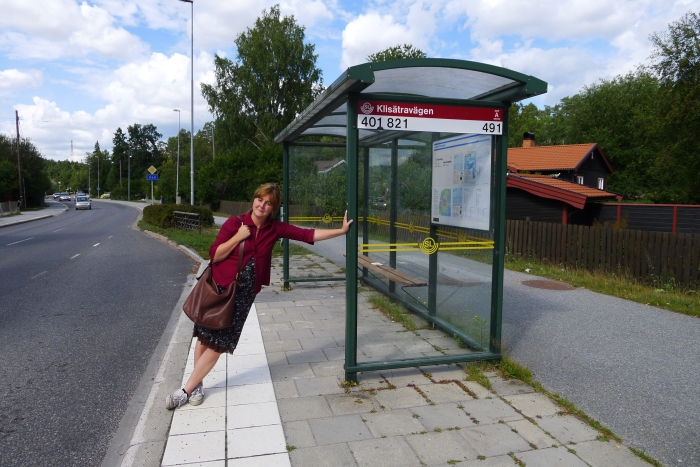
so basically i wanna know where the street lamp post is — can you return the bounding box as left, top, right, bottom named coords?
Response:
left=179, top=0, right=194, bottom=206
left=128, top=151, right=131, bottom=201
left=173, top=109, right=180, bottom=204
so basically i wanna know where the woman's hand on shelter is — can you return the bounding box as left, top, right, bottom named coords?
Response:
left=313, top=211, right=353, bottom=242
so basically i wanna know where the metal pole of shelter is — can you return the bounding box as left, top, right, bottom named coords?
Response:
left=344, top=94, right=359, bottom=383
left=283, top=143, right=290, bottom=289
left=489, top=108, right=509, bottom=355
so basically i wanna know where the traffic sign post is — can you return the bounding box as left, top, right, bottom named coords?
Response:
left=147, top=167, right=158, bottom=204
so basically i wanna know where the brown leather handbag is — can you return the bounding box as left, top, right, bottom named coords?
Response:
left=183, top=239, right=245, bottom=330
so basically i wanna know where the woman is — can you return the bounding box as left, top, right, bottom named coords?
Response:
left=167, top=183, right=352, bottom=409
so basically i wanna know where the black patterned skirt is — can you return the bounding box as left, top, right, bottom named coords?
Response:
left=192, top=258, right=257, bottom=354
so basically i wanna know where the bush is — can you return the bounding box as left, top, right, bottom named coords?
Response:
left=142, top=204, right=215, bottom=228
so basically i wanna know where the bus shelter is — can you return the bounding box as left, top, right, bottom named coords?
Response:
left=274, top=59, right=547, bottom=381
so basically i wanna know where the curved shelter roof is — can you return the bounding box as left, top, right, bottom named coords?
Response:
left=275, top=58, right=548, bottom=143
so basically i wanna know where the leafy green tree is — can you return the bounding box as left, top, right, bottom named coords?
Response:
left=0, top=133, right=51, bottom=206
left=367, top=44, right=427, bottom=62
left=649, top=11, right=700, bottom=202
left=201, top=4, right=323, bottom=151
left=127, top=123, right=162, bottom=180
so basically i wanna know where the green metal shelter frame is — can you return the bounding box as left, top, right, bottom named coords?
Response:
left=275, top=58, right=547, bottom=381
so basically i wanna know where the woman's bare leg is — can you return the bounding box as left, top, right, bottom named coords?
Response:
left=193, top=340, right=206, bottom=366
left=184, top=346, right=221, bottom=394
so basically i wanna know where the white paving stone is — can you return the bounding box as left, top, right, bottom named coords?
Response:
left=227, top=424, right=288, bottom=458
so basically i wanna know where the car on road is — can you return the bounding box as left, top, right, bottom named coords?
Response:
left=75, top=196, right=91, bottom=210
left=53, top=192, right=61, bottom=199
left=59, top=192, right=71, bottom=201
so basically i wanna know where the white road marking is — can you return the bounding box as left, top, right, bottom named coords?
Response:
left=93, top=243, right=100, bottom=247
left=108, top=236, right=113, bottom=239
left=53, top=228, right=65, bottom=232
left=71, top=254, right=80, bottom=259
left=6, top=237, right=35, bottom=246
left=31, top=271, right=48, bottom=279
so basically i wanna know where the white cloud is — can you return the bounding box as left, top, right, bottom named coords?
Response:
left=341, top=12, right=428, bottom=69
left=6, top=51, right=215, bottom=161
left=0, top=0, right=145, bottom=60
left=0, top=69, right=43, bottom=90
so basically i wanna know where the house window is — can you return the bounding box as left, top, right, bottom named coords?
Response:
left=576, top=176, right=584, bottom=185
left=598, top=177, right=604, bottom=190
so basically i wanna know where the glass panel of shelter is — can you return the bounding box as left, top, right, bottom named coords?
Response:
left=355, top=130, right=495, bottom=366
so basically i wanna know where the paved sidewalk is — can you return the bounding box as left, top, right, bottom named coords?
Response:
left=0, top=200, right=67, bottom=228
left=159, top=255, right=651, bottom=467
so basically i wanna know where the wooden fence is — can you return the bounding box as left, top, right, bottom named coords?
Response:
left=506, top=220, right=700, bottom=289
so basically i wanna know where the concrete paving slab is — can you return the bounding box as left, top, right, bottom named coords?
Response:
left=291, top=319, right=323, bottom=330
left=228, top=382, right=276, bottom=406
left=282, top=420, right=315, bottom=449
left=380, top=367, right=432, bottom=387
left=326, top=393, right=379, bottom=416
left=289, top=444, right=358, bottom=467
left=285, top=349, right=328, bottom=364
left=169, top=406, right=226, bottom=435
left=348, top=437, right=422, bottom=467
left=308, top=414, right=374, bottom=445
left=229, top=453, right=290, bottom=467
left=460, top=398, right=524, bottom=424
left=463, top=381, right=493, bottom=399
left=310, top=360, right=344, bottom=377
left=404, top=430, right=479, bottom=465
left=374, top=386, right=429, bottom=409
left=272, top=312, right=306, bottom=323
left=266, top=351, right=289, bottom=366
left=419, top=382, right=475, bottom=404
left=295, top=375, right=343, bottom=397
left=537, top=414, right=600, bottom=444
left=489, top=377, right=535, bottom=396
left=517, top=446, right=590, bottom=466
left=423, top=364, right=468, bottom=381
left=273, top=381, right=299, bottom=399
left=299, top=337, right=339, bottom=350
left=460, top=422, right=532, bottom=457
left=278, top=395, right=333, bottom=422
left=459, top=455, right=520, bottom=467
left=161, top=431, right=226, bottom=466
left=227, top=401, right=282, bottom=429
left=260, top=323, right=293, bottom=332
left=322, top=346, right=345, bottom=361
left=507, top=419, right=558, bottom=449
left=278, top=329, right=315, bottom=340
left=227, top=424, right=287, bottom=458
left=264, top=340, right=302, bottom=353
left=411, top=403, right=476, bottom=430
left=270, top=363, right=314, bottom=382
left=361, top=409, right=426, bottom=437
left=504, top=392, right=561, bottom=418
left=572, top=440, right=652, bottom=467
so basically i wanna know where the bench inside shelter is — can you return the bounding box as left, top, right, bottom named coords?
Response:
left=350, top=253, right=427, bottom=287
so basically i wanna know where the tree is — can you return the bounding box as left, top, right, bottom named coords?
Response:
left=649, top=11, right=700, bottom=202
left=126, top=123, right=162, bottom=180
left=367, top=44, right=427, bottom=62
left=0, top=133, right=51, bottom=206
left=201, top=4, right=324, bottom=150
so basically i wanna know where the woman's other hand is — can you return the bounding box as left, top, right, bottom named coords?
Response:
left=235, top=225, right=251, bottom=242
left=341, top=210, right=353, bottom=233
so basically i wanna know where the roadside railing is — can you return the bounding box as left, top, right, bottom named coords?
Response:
left=173, top=211, right=201, bottom=233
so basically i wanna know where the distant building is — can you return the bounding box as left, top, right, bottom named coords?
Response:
left=506, top=133, right=621, bottom=225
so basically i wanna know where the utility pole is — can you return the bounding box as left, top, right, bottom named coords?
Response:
left=15, top=111, right=22, bottom=208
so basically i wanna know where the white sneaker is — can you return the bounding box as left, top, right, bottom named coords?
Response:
left=165, top=388, right=189, bottom=410
left=189, top=383, right=204, bottom=406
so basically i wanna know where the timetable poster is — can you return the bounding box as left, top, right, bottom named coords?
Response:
left=431, top=134, right=492, bottom=231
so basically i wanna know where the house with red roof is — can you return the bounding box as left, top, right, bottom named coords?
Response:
left=506, top=133, right=621, bottom=225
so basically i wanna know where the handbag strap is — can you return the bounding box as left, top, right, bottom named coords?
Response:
left=201, top=215, right=246, bottom=281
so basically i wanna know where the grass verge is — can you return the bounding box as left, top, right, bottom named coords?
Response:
left=505, top=255, right=699, bottom=318
left=137, top=220, right=313, bottom=259
left=367, top=293, right=425, bottom=332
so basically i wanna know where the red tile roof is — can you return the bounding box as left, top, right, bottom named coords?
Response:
left=507, top=174, right=619, bottom=209
left=507, top=143, right=612, bottom=173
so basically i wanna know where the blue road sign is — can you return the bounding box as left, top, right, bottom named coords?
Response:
left=146, top=174, right=159, bottom=181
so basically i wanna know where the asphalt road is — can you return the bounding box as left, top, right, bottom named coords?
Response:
left=0, top=200, right=195, bottom=467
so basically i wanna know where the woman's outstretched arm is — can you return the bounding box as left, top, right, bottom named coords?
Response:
left=313, top=211, right=353, bottom=242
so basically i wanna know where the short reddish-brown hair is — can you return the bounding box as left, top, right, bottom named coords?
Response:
left=252, top=183, right=282, bottom=216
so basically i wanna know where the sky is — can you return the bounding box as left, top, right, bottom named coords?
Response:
left=0, top=0, right=697, bottom=162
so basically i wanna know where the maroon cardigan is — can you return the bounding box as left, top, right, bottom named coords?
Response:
left=210, top=211, right=315, bottom=293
